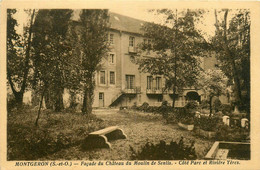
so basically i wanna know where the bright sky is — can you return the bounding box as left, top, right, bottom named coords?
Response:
left=109, top=7, right=216, bottom=40
left=14, top=8, right=218, bottom=40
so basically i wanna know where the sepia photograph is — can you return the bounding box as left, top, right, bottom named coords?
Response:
left=1, top=1, right=260, bottom=169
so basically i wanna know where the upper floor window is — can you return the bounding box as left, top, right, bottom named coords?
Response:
left=100, top=71, right=106, bottom=84
left=109, top=34, right=114, bottom=44
left=110, top=71, right=115, bottom=84
left=109, top=54, right=115, bottom=64
left=129, top=36, right=135, bottom=47
left=147, top=76, right=153, bottom=89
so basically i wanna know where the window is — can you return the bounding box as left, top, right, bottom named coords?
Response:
left=99, top=93, right=104, bottom=99
left=109, top=34, right=114, bottom=44
left=110, top=71, right=115, bottom=84
left=100, top=71, right=105, bottom=84
left=129, top=36, right=135, bottom=47
left=126, top=75, right=135, bottom=89
left=156, top=77, right=161, bottom=90
left=109, top=54, right=115, bottom=64
left=147, top=76, right=153, bottom=89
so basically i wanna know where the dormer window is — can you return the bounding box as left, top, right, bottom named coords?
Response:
left=109, top=53, right=115, bottom=64
left=109, top=34, right=114, bottom=44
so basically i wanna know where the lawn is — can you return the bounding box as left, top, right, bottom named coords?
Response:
left=7, top=107, right=214, bottom=160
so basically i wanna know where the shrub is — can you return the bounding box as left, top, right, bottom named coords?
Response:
left=221, top=104, right=233, bottom=115
left=185, top=101, right=199, bottom=111
left=139, top=102, right=149, bottom=112
left=215, top=123, right=250, bottom=142
left=213, top=98, right=222, bottom=112
left=180, top=117, right=194, bottom=125
left=129, top=139, right=197, bottom=160
left=194, top=116, right=220, bottom=131
left=200, top=100, right=209, bottom=109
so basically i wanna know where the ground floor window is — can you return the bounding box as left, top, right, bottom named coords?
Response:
left=156, top=77, right=161, bottom=90
left=147, top=76, right=153, bottom=89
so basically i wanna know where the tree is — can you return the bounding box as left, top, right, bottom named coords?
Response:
left=198, top=69, right=228, bottom=116
left=212, top=9, right=250, bottom=113
left=69, top=9, right=109, bottom=114
left=7, top=9, right=35, bottom=106
left=138, top=9, right=208, bottom=107
left=32, top=9, right=73, bottom=113
left=32, top=9, right=73, bottom=125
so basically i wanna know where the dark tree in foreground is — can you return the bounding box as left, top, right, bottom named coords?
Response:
left=138, top=9, right=208, bottom=108
left=212, top=9, right=250, bottom=114
left=69, top=10, right=109, bottom=114
left=7, top=9, right=35, bottom=107
left=32, top=9, right=73, bottom=125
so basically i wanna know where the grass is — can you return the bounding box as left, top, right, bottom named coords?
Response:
left=7, top=106, right=214, bottom=160
left=7, top=106, right=109, bottom=160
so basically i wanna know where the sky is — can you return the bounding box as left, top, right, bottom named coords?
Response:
left=14, top=8, right=219, bottom=40
left=109, top=7, right=216, bottom=39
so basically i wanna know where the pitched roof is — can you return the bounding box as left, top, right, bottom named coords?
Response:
left=71, top=10, right=146, bottom=35
left=109, top=12, right=145, bottom=35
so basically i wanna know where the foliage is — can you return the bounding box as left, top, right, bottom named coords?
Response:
left=213, top=98, right=222, bottom=112
left=212, top=9, right=250, bottom=114
left=184, top=101, right=199, bottom=111
left=197, top=69, right=228, bottom=114
left=220, top=104, right=233, bottom=116
left=32, top=9, right=73, bottom=112
left=137, top=102, right=150, bottom=112
left=200, top=100, right=209, bottom=109
left=198, top=69, right=228, bottom=98
left=137, top=9, right=208, bottom=107
left=180, top=117, right=194, bottom=125
left=194, top=116, right=220, bottom=131
left=130, top=139, right=197, bottom=160
left=215, top=123, right=250, bottom=142
left=69, top=9, right=110, bottom=114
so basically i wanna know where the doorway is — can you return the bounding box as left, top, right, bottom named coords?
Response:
left=99, top=92, right=104, bottom=107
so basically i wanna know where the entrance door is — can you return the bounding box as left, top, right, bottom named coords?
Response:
left=99, top=92, right=104, bottom=107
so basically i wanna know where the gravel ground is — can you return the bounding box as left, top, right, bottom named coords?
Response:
left=43, top=108, right=214, bottom=160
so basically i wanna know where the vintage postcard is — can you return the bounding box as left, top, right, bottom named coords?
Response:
left=0, top=0, right=260, bottom=169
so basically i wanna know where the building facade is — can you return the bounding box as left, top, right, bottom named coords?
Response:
left=91, top=12, right=215, bottom=108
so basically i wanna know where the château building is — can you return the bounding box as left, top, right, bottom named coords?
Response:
left=10, top=11, right=230, bottom=108
left=89, top=12, right=229, bottom=108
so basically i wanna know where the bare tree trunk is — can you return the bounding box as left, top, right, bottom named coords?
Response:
left=7, top=9, right=35, bottom=107
left=35, top=87, right=46, bottom=126
left=82, top=87, right=93, bottom=114
left=172, top=9, right=178, bottom=108
left=54, top=87, right=64, bottom=112
left=214, top=9, right=242, bottom=105
left=209, top=96, right=213, bottom=116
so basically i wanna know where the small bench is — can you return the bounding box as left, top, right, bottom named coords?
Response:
left=83, top=126, right=127, bottom=149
